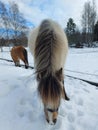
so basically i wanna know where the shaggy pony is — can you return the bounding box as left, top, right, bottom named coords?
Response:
left=28, top=19, right=69, bottom=125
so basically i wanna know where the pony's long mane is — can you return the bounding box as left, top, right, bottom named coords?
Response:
left=35, top=20, right=57, bottom=76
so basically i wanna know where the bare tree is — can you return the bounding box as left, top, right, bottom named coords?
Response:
left=0, top=1, right=10, bottom=40
left=9, top=1, right=28, bottom=45
left=0, top=1, right=29, bottom=48
left=0, top=1, right=10, bottom=51
left=91, top=0, right=97, bottom=41
left=81, top=0, right=97, bottom=47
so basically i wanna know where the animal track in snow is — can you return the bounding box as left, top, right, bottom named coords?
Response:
left=67, top=113, right=75, bottom=122
left=75, top=97, right=84, bottom=106
left=77, top=110, right=84, bottom=117
left=67, top=124, right=75, bottom=130
left=65, top=104, right=72, bottom=110
left=0, top=81, right=12, bottom=96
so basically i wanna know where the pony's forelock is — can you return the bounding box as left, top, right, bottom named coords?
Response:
left=38, top=74, right=62, bottom=107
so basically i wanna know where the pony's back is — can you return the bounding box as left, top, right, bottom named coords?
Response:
left=28, top=19, right=68, bottom=76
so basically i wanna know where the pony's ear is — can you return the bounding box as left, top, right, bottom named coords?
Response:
left=57, top=68, right=63, bottom=75
left=56, top=68, right=63, bottom=81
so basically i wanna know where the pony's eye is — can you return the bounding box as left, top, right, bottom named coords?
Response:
left=47, top=108, right=58, bottom=112
left=47, top=108, right=54, bottom=112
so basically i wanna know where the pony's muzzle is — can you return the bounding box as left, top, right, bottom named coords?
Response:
left=45, top=108, right=58, bottom=125
left=46, top=118, right=57, bottom=125
left=50, top=119, right=57, bottom=125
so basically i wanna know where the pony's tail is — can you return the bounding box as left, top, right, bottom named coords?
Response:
left=23, top=49, right=29, bottom=69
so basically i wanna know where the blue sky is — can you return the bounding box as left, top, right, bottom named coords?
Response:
left=1, top=0, right=98, bottom=29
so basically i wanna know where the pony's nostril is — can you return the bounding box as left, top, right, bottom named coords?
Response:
left=53, top=119, right=57, bottom=124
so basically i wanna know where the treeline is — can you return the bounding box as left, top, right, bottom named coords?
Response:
left=0, top=1, right=29, bottom=47
left=0, top=0, right=98, bottom=49
left=65, top=0, right=98, bottom=48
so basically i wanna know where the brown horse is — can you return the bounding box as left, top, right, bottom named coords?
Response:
left=28, top=19, right=69, bottom=125
left=10, top=45, right=29, bottom=69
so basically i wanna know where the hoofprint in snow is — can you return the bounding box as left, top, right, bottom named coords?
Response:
left=0, top=47, right=98, bottom=130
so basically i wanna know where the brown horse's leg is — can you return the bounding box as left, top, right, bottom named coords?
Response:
left=23, top=49, right=29, bottom=69
left=12, top=57, right=20, bottom=67
left=15, top=61, right=21, bottom=67
left=62, top=81, right=70, bottom=100
left=22, top=60, right=28, bottom=69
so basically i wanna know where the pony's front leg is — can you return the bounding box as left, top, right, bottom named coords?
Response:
left=62, top=81, right=70, bottom=101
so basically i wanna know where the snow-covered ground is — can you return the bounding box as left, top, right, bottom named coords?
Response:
left=66, top=48, right=98, bottom=82
left=0, top=47, right=98, bottom=130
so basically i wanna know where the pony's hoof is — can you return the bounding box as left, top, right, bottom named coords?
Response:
left=65, top=96, right=70, bottom=101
